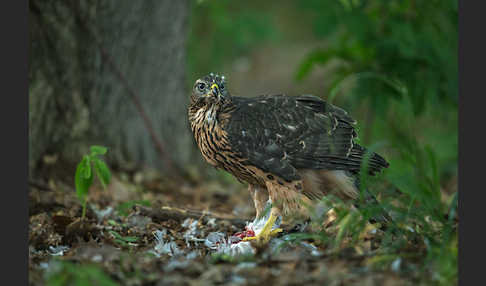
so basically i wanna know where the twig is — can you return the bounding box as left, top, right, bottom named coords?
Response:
left=134, top=205, right=249, bottom=229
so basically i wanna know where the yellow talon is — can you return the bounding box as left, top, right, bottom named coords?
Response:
left=243, top=228, right=282, bottom=242
left=242, top=213, right=282, bottom=244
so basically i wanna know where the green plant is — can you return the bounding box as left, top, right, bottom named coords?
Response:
left=75, top=145, right=112, bottom=219
left=45, top=260, right=118, bottom=286
left=282, top=73, right=457, bottom=284
left=187, top=0, right=278, bottom=79
left=108, top=230, right=138, bottom=247
left=296, top=0, right=457, bottom=116
left=185, top=1, right=457, bottom=283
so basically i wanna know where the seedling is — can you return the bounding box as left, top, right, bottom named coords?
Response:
left=45, top=259, right=118, bottom=286
left=108, top=230, right=138, bottom=247
left=75, top=145, right=112, bottom=219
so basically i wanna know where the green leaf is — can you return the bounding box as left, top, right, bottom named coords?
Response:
left=334, top=212, right=353, bottom=249
left=90, top=145, right=108, bottom=156
left=114, top=239, right=127, bottom=246
left=80, top=156, right=91, bottom=179
left=86, top=266, right=119, bottom=286
left=93, top=158, right=111, bottom=189
left=425, top=145, right=440, bottom=197
left=448, top=192, right=458, bottom=222
left=109, top=230, right=138, bottom=244
left=108, top=230, right=122, bottom=239
left=75, top=157, right=94, bottom=200
left=74, top=276, right=91, bottom=286
left=46, top=260, right=119, bottom=286
left=120, top=236, right=138, bottom=242
left=107, top=219, right=118, bottom=226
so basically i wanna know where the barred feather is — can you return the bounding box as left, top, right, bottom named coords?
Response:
left=188, top=74, right=390, bottom=221
left=224, top=94, right=389, bottom=182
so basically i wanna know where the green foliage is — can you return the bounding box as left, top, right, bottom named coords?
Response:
left=108, top=230, right=138, bottom=247
left=301, top=98, right=456, bottom=283
left=296, top=0, right=458, bottom=115
left=286, top=2, right=458, bottom=282
left=188, top=0, right=279, bottom=77
left=75, top=145, right=112, bottom=219
left=188, top=1, right=457, bottom=283
left=291, top=135, right=457, bottom=284
left=75, top=156, right=94, bottom=202
left=45, top=260, right=118, bottom=286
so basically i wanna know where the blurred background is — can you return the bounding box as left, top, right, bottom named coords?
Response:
left=29, top=0, right=458, bottom=236
left=29, top=0, right=458, bottom=284
left=29, top=0, right=457, bottom=189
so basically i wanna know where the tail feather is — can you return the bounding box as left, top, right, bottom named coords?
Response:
left=299, top=169, right=393, bottom=227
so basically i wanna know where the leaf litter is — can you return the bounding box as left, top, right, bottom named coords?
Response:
left=29, top=168, right=432, bottom=285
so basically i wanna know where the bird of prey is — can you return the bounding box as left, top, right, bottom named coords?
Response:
left=188, top=73, right=390, bottom=243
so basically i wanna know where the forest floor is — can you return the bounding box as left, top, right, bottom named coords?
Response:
left=29, top=166, right=448, bottom=286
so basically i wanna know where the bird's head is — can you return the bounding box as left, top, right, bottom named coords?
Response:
left=191, top=73, right=229, bottom=104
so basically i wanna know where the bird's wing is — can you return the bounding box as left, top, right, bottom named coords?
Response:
left=224, top=94, right=388, bottom=182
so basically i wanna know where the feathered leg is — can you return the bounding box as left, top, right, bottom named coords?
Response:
left=243, top=178, right=310, bottom=244
left=248, top=185, right=268, bottom=220
left=243, top=181, right=294, bottom=244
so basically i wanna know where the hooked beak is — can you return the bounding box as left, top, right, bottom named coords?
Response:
left=210, top=83, right=219, bottom=97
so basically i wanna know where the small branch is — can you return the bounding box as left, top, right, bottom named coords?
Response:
left=134, top=205, right=249, bottom=229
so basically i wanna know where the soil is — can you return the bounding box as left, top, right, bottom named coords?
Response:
left=29, top=168, right=421, bottom=286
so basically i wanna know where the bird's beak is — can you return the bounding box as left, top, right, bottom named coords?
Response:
left=210, top=83, right=219, bottom=97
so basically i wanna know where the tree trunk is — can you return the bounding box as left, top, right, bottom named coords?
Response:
left=29, top=0, right=194, bottom=178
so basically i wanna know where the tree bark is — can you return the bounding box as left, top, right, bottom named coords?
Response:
left=29, top=0, right=194, bottom=178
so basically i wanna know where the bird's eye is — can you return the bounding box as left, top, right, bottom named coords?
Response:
left=197, top=82, right=206, bottom=92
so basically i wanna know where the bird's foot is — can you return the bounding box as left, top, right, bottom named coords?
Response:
left=242, top=228, right=283, bottom=244
left=243, top=213, right=282, bottom=244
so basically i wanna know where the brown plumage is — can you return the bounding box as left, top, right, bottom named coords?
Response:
left=188, top=73, right=390, bottom=242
